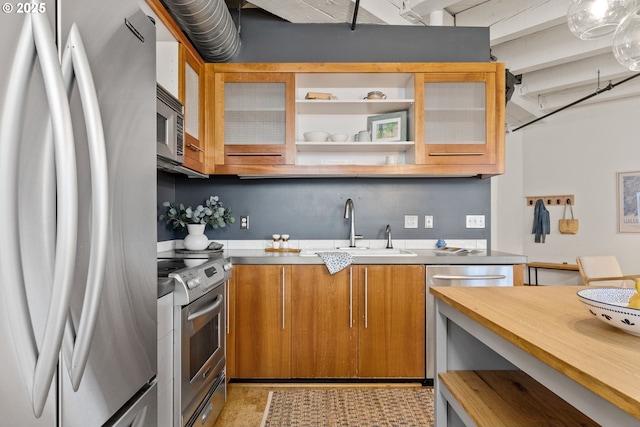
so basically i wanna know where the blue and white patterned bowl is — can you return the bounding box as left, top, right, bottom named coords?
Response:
left=577, top=288, right=640, bottom=337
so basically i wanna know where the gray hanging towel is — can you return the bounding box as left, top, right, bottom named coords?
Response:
left=316, top=252, right=354, bottom=274
left=532, top=199, right=550, bottom=243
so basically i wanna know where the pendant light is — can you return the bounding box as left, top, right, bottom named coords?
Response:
left=567, top=0, right=635, bottom=40
left=613, top=6, right=640, bottom=70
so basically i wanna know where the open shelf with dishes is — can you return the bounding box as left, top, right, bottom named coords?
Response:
left=295, top=73, right=415, bottom=165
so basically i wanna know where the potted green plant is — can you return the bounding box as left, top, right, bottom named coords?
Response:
left=160, top=195, right=235, bottom=250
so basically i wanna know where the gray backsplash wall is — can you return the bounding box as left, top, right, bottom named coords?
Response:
left=156, top=9, right=494, bottom=244
left=158, top=174, right=491, bottom=243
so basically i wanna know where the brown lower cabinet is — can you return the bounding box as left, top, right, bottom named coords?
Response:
left=231, top=264, right=426, bottom=379
left=357, top=265, right=426, bottom=378
left=234, top=265, right=292, bottom=378
left=291, top=266, right=358, bottom=378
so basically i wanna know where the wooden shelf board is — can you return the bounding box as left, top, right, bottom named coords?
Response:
left=296, top=141, right=414, bottom=153
left=439, top=370, right=599, bottom=427
left=296, top=99, right=414, bottom=114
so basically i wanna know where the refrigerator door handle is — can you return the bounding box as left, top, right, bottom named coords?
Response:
left=60, top=23, right=109, bottom=392
left=30, top=10, right=80, bottom=418
left=0, top=10, right=40, bottom=406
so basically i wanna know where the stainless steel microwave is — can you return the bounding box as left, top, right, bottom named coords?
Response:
left=156, top=83, right=184, bottom=165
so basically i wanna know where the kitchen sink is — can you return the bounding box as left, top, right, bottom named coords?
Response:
left=298, top=248, right=417, bottom=257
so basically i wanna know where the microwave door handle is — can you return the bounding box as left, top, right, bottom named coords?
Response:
left=31, top=10, right=80, bottom=418
left=0, top=12, right=40, bottom=402
left=59, top=24, right=109, bottom=392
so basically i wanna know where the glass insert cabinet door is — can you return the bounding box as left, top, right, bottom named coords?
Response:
left=181, top=46, right=205, bottom=172
left=214, top=72, right=295, bottom=165
left=416, top=71, right=498, bottom=166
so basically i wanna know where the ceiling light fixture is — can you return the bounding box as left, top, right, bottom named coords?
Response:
left=613, top=6, right=640, bottom=69
left=567, top=0, right=635, bottom=40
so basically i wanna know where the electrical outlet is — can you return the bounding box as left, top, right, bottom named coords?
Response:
left=465, top=215, right=485, bottom=228
left=240, top=215, right=249, bottom=230
left=404, top=215, right=418, bottom=229
left=424, top=215, right=433, bottom=228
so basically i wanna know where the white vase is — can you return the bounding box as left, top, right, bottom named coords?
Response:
left=184, top=224, right=209, bottom=251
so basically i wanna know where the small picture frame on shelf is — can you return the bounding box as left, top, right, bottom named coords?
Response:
left=367, top=111, right=407, bottom=142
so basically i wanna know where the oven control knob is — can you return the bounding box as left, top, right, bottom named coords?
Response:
left=222, top=262, right=232, bottom=272
left=186, top=278, right=200, bottom=289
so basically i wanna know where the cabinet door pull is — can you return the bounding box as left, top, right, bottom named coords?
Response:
left=429, top=151, right=484, bottom=156
left=187, top=143, right=204, bottom=152
left=281, top=267, right=286, bottom=330
left=227, top=152, right=282, bottom=157
left=349, top=268, right=353, bottom=328
left=364, top=268, right=368, bottom=329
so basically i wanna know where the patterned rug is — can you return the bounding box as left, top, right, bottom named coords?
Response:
left=259, top=388, right=434, bottom=427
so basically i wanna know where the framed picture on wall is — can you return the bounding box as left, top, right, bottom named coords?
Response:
left=617, top=171, right=640, bottom=233
left=367, top=111, right=407, bottom=142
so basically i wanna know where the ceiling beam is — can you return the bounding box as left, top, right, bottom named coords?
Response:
left=363, top=0, right=418, bottom=25
left=455, top=0, right=569, bottom=45
left=406, top=0, right=467, bottom=17
left=490, top=24, right=612, bottom=74
left=246, top=0, right=386, bottom=24
left=537, top=74, right=640, bottom=112
left=518, top=53, right=634, bottom=96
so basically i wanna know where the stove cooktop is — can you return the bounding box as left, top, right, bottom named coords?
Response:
left=157, top=249, right=231, bottom=303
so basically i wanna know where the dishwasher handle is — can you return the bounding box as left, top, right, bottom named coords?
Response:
left=432, top=274, right=507, bottom=281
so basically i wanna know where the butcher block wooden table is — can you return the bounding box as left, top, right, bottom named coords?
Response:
left=430, top=285, right=640, bottom=427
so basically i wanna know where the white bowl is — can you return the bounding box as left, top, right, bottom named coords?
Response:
left=303, top=131, right=329, bottom=142
left=330, top=133, right=349, bottom=142
left=577, top=288, right=640, bottom=337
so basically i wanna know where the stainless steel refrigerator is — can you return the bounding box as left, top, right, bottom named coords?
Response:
left=0, top=1, right=157, bottom=426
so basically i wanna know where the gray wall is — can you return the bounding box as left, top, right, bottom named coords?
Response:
left=159, top=175, right=490, bottom=242
left=227, top=10, right=490, bottom=63
left=157, top=10, right=493, bottom=243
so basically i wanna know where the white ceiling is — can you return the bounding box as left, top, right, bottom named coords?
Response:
left=232, top=0, right=640, bottom=131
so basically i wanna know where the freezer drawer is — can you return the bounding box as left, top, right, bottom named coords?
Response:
left=105, top=381, right=157, bottom=427
left=426, top=265, right=514, bottom=379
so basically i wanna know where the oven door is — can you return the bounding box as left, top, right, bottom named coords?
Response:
left=180, top=283, right=225, bottom=416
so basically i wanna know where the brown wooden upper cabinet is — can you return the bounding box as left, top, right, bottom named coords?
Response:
left=213, top=72, right=295, bottom=166
left=208, top=63, right=504, bottom=177
left=414, top=63, right=505, bottom=175
left=180, top=45, right=206, bottom=173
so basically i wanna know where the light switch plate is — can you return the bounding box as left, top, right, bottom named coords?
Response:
left=424, top=215, right=433, bottom=228
left=466, top=215, right=485, bottom=228
left=404, top=215, right=418, bottom=229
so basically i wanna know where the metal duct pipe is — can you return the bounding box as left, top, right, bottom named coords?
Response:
left=161, top=0, right=240, bottom=62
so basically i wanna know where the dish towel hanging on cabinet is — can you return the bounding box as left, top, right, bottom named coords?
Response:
left=316, top=252, right=354, bottom=274
left=532, top=199, right=550, bottom=243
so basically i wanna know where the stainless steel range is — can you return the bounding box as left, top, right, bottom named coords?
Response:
left=158, top=251, right=232, bottom=427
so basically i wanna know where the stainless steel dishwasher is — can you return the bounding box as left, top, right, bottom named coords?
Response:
left=426, top=265, right=514, bottom=379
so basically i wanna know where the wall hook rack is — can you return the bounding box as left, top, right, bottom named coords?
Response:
left=526, top=195, right=574, bottom=206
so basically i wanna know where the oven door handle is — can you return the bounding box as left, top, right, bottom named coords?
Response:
left=187, top=294, right=223, bottom=321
